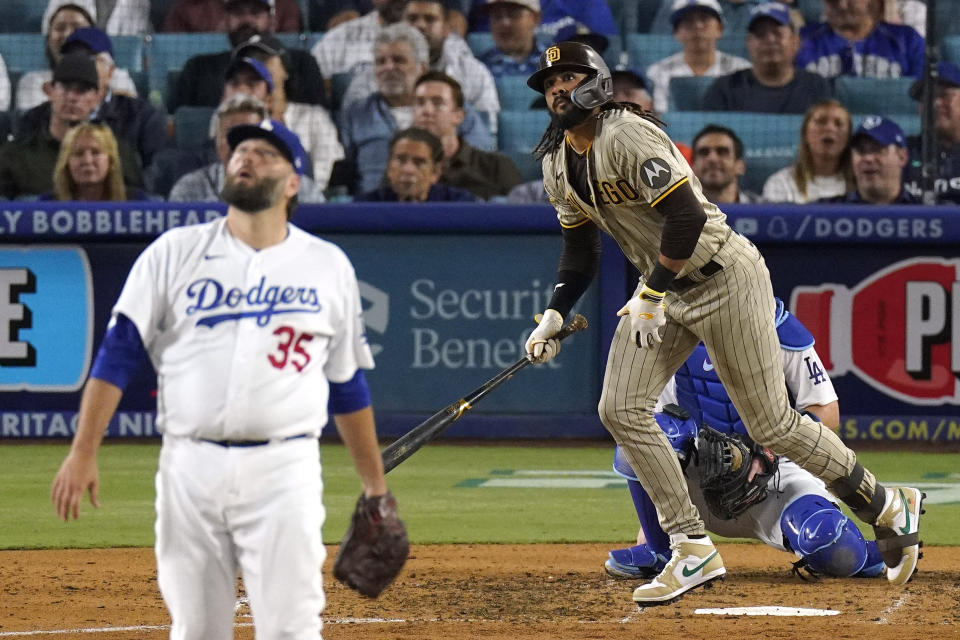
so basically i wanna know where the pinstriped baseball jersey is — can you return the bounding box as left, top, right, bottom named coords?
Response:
left=542, top=108, right=728, bottom=279
left=539, top=106, right=875, bottom=538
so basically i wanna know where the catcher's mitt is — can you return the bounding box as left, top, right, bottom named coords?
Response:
left=333, top=491, right=409, bottom=598
left=697, top=426, right=778, bottom=520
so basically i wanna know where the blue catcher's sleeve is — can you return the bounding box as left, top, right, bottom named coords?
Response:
left=328, top=369, right=372, bottom=415
left=89, top=313, right=147, bottom=390
left=774, top=298, right=815, bottom=351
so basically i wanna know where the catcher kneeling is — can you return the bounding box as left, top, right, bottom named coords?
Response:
left=606, top=299, right=887, bottom=581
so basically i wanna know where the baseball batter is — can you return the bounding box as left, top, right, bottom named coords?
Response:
left=522, top=42, right=923, bottom=606
left=51, top=120, right=396, bottom=639
left=606, top=299, right=885, bottom=582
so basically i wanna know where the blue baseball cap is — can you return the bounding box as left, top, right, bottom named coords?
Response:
left=61, top=26, right=113, bottom=57
left=852, top=116, right=906, bottom=148
left=227, top=119, right=307, bottom=176
left=909, top=61, right=960, bottom=100
left=670, top=0, right=723, bottom=28
left=226, top=56, right=274, bottom=94
left=748, top=2, right=792, bottom=31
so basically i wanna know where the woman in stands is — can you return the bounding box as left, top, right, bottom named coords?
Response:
left=44, top=122, right=149, bottom=201
left=762, top=99, right=854, bottom=203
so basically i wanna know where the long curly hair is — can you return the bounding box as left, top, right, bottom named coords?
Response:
left=532, top=102, right=664, bottom=161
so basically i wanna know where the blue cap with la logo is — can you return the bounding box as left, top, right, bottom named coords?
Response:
left=227, top=119, right=307, bottom=176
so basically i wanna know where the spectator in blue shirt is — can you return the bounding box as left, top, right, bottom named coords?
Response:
left=476, top=0, right=548, bottom=78
left=468, top=0, right=616, bottom=43
left=358, top=127, right=478, bottom=201
left=703, top=2, right=832, bottom=113
left=796, top=0, right=924, bottom=79
left=903, top=61, right=960, bottom=204
left=821, top=115, right=918, bottom=204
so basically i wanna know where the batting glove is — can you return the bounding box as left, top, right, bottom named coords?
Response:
left=617, top=286, right=666, bottom=349
left=525, top=309, right=563, bottom=364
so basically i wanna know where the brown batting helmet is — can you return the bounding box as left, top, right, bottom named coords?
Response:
left=526, top=41, right=613, bottom=110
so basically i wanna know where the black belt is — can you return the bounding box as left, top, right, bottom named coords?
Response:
left=199, top=433, right=312, bottom=448
left=670, top=259, right=723, bottom=292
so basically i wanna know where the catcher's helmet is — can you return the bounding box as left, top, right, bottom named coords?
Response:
left=526, top=41, right=613, bottom=110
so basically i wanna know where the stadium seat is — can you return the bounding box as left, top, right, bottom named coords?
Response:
left=0, top=1, right=46, bottom=33
left=273, top=32, right=315, bottom=52
left=129, top=70, right=149, bottom=101
left=467, top=32, right=494, bottom=58
left=497, top=109, right=550, bottom=153
left=329, top=72, right=353, bottom=113
left=934, top=3, right=960, bottom=43
left=851, top=113, right=920, bottom=137
left=942, top=36, right=960, bottom=66
left=111, top=36, right=146, bottom=73
left=163, top=69, right=181, bottom=113
left=834, top=77, right=916, bottom=115
left=146, top=33, right=228, bottom=111
left=0, top=34, right=47, bottom=73
left=505, top=150, right=541, bottom=183
left=743, top=155, right=792, bottom=194
left=665, top=111, right=804, bottom=192
left=626, top=33, right=748, bottom=72
left=796, top=0, right=824, bottom=26
left=174, top=106, right=216, bottom=149
left=668, top=76, right=715, bottom=111
left=495, top=75, right=536, bottom=110
left=625, top=33, right=678, bottom=72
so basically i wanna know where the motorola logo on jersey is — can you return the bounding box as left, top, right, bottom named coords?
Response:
left=185, top=277, right=322, bottom=328
left=0, top=247, right=92, bottom=391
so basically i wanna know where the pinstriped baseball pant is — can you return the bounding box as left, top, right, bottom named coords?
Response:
left=598, top=232, right=876, bottom=536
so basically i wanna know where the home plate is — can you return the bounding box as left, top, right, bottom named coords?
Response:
left=695, top=606, right=840, bottom=617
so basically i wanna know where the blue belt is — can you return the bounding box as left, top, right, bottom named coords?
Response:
left=198, top=433, right=313, bottom=448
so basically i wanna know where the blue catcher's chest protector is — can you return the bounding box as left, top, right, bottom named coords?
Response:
left=673, top=300, right=814, bottom=437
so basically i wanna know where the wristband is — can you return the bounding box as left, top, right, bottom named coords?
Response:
left=638, top=284, right=664, bottom=304
left=645, top=263, right=678, bottom=293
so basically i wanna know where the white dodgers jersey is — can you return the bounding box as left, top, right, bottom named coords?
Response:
left=113, top=218, right=374, bottom=440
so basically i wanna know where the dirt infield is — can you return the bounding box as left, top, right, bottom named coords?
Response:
left=1, top=544, right=958, bottom=639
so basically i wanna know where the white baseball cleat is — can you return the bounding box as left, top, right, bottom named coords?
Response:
left=873, top=487, right=925, bottom=586
left=632, top=534, right=726, bottom=607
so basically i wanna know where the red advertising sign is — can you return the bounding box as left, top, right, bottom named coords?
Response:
left=791, top=258, right=960, bottom=405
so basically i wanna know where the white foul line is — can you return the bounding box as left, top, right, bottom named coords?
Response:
left=876, top=594, right=908, bottom=624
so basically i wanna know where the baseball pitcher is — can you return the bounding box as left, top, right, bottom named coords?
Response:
left=51, top=120, right=407, bottom=639
left=522, top=41, right=923, bottom=607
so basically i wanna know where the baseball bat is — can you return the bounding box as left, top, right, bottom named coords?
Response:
left=381, top=314, right=588, bottom=473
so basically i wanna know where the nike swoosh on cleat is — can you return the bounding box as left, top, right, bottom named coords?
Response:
left=898, top=489, right=913, bottom=534
left=681, top=551, right=718, bottom=577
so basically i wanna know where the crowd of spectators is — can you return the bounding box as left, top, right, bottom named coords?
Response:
left=0, top=0, right=954, bottom=206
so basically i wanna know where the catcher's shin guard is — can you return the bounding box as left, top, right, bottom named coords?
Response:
left=632, top=534, right=725, bottom=607
left=780, top=495, right=870, bottom=578
left=605, top=544, right=670, bottom=579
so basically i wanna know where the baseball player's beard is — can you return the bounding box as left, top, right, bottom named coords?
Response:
left=221, top=174, right=285, bottom=213
left=550, top=101, right=594, bottom=131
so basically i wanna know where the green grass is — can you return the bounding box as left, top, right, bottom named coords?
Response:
left=2, top=443, right=958, bottom=549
